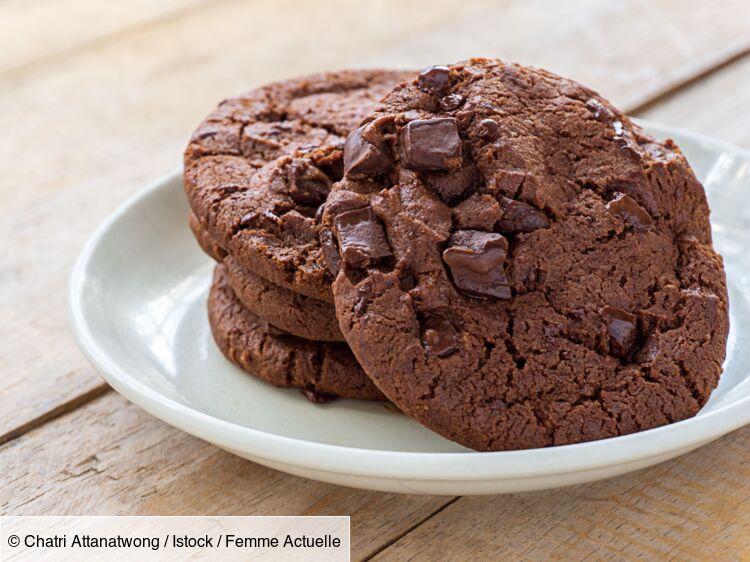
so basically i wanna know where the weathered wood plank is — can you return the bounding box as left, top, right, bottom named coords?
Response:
left=370, top=427, right=750, bottom=561
left=638, top=52, right=750, bottom=149
left=0, top=393, right=453, bottom=561
left=0, top=0, right=213, bottom=76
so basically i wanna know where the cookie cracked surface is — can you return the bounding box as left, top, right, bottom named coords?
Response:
left=184, top=69, right=415, bottom=301
left=323, top=59, right=729, bottom=451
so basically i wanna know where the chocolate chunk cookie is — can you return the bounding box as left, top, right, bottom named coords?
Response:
left=185, top=69, right=414, bottom=301
left=208, top=264, right=385, bottom=401
left=190, top=213, right=343, bottom=341
left=324, top=59, right=729, bottom=450
left=223, top=256, right=343, bottom=341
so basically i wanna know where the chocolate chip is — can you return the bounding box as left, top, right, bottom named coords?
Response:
left=217, top=184, right=240, bottom=196
left=421, top=315, right=459, bottom=358
left=400, top=118, right=462, bottom=171
left=333, top=206, right=392, bottom=268
left=606, top=193, right=653, bottom=229
left=302, top=388, right=337, bottom=404
left=601, top=306, right=638, bottom=358
left=496, top=197, right=550, bottom=234
left=477, top=119, right=500, bottom=140
left=399, top=271, right=416, bottom=291
left=288, top=159, right=330, bottom=207
left=343, top=125, right=393, bottom=178
left=417, top=66, right=451, bottom=94
left=585, top=98, right=614, bottom=123
left=439, top=93, right=465, bottom=111
left=442, top=230, right=511, bottom=299
left=319, top=228, right=341, bottom=276
left=613, top=136, right=643, bottom=161
left=240, top=209, right=281, bottom=230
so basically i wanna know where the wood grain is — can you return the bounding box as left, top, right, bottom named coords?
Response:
left=638, top=52, right=750, bottom=149
left=0, top=0, right=213, bottom=77
left=0, top=393, right=452, bottom=561
left=4, top=0, right=750, bottom=448
left=371, top=427, right=750, bottom=561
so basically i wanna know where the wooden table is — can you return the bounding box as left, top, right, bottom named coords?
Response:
left=3, top=1, right=750, bottom=559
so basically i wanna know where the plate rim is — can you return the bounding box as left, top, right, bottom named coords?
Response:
left=69, top=120, right=750, bottom=482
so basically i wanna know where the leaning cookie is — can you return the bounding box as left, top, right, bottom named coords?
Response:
left=324, top=59, right=729, bottom=450
left=190, top=213, right=343, bottom=341
left=208, top=264, right=385, bottom=402
left=185, top=69, right=415, bottom=301
left=223, top=256, right=343, bottom=342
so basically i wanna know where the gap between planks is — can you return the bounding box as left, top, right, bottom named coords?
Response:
left=361, top=497, right=461, bottom=561
left=629, top=40, right=750, bottom=114
left=0, top=384, right=110, bottom=447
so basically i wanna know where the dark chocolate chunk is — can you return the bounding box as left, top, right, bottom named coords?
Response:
left=417, top=65, right=451, bottom=94
left=496, top=197, right=550, bottom=233
left=240, top=209, right=281, bottom=230
left=288, top=159, right=331, bottom=207
left=601, top=306, right=638, bottom=358
left=442, top=230, right=511, bottom=299
left=606, top=193, right=653, bottom=228
left=421, top=315, right=459, bottom=358
left=614, top=136, right=642, bottom=161
left=302, top=388, right=337, bottom=404
left=399, top=271, right=416, bottom=291
left=439, top=93, right=465, bottom=111
left=343, top=125, right=393, bottom=178
left=612, top=121, right=642, bottom=161
left=319, top=228, right=341, bottom=276
left=585, top=98, right=614, bottom=123
left=315, top=202, right=326, bottom=223
left=333, top=207, right=392, bottom=268
left=477, top=119, right=500, bottom=140
left=400, top=118, right=462, bottom=170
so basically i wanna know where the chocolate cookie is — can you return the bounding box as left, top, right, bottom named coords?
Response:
left=223, top=256, right=343, bottom=342
left=208, top=264, right=385, bottom=402
left=324, top=59, right=729, bottom=451
left=189, top=211, right=227, bottom=262
left=190, top=211, right=343, bottom=341
left=185, top=69, right=415, bottom=301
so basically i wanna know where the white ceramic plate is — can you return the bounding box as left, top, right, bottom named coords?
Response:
left=70, top=121, right=750, bottom=495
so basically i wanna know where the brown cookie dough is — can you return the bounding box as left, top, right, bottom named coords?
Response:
left=324, top=59, right=729, bottom=451
left=223, top=255, right=343, bottom=342
left=208, top=264, right=386, bottom=402
left=189, top=211, right=226, bottom=262
left=190, top=214, right=343, bottom=341
left=185, top=69, right=415, bottom=301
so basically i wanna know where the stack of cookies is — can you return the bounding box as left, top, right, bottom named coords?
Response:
left=184, top=59, right=729, bottom=451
